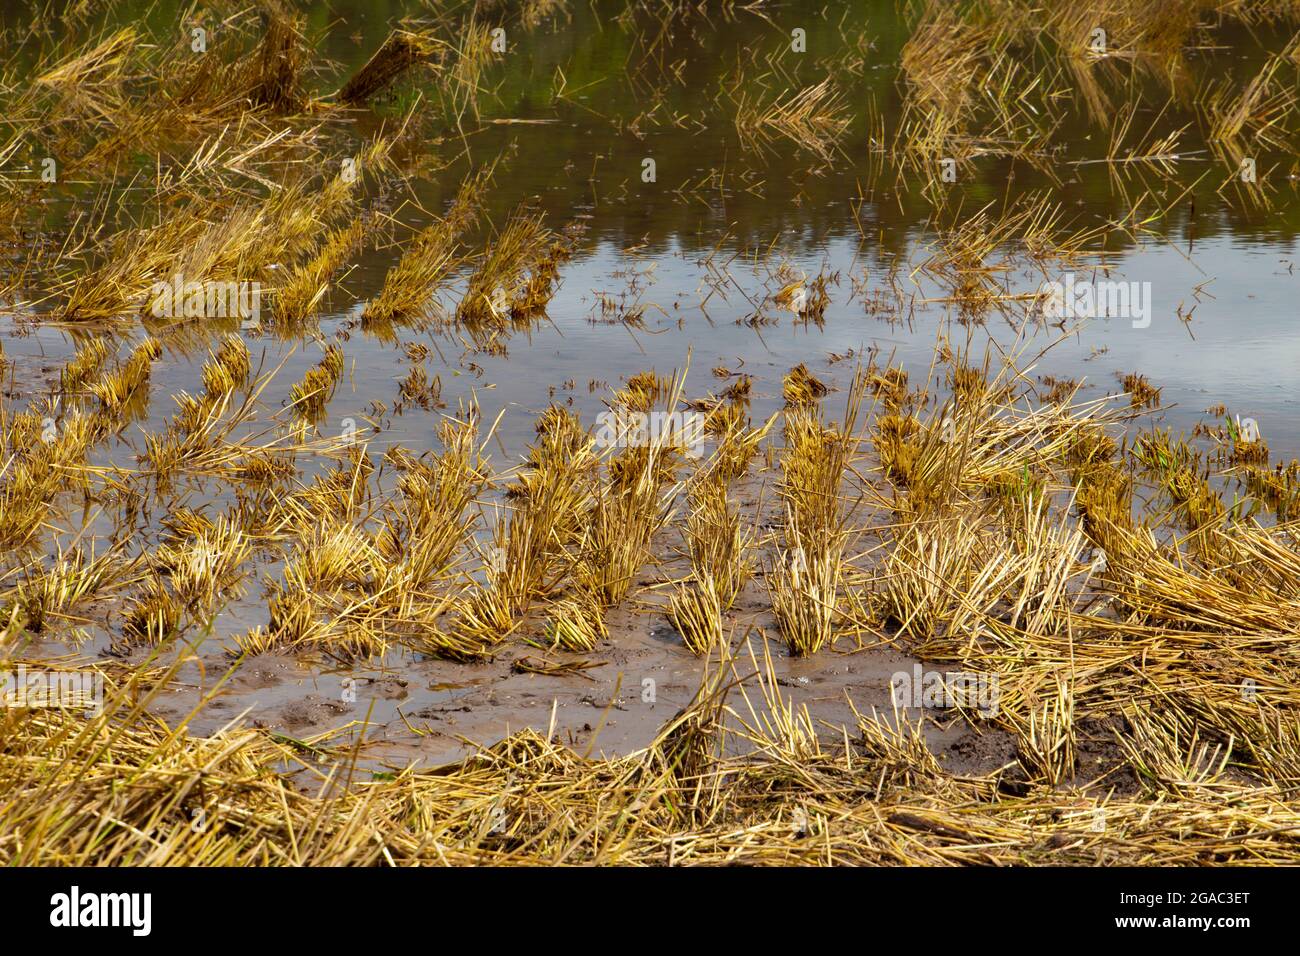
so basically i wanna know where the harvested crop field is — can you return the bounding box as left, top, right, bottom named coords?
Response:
left=2, top=0, right=1300, bottom=875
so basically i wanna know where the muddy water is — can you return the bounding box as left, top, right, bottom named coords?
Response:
left=3, top=0, right=1299, bottom=770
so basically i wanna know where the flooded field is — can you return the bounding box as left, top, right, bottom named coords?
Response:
left=3, top=0, right=1300, bottom=866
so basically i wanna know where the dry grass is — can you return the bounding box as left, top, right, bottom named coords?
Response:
left=683, top=475, right=752, bottom=610
left=7, top=331, right=1300, bottom=865
left=288, top=344, right=345, bottom=423
left=336, top=30, right=446, bottom=105
left=736, top=78, right=850, bottom=159
left=13, top=633, right=1300, bottom=865
left=6, top=0, right=1300, bottom=870
left=668, top=576, right=724, bottom=656
left=363, top=165, right=492, bottom=324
